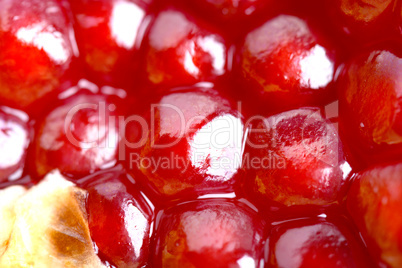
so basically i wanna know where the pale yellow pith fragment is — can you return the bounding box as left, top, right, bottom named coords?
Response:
left=0, top=170, right=105, bottom=268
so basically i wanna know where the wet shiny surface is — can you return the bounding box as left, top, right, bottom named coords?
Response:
left=245, top=108, right=350, bottom=207
left=189, top=114, right=244, bottom=179
left=0, top=0, right=400, bottom=266
left=347, top=163, right=402, bottom=268
left=267, top=219, right=374, bottom=267
left=0, top=107, right=30, bottom=182
left=70, top=0, right=147, bottom=86
left=339, top=50, right=402, bottom=165
left=85, top=171, right=152, bottom=267
left=34, top=92, right=120, bottom=178
left=126, top=90, right=244, bottom=201
left=239, top=15, right=335, bottom=107
left=153, top=200, right=264, bottom=267
left=0, top=0, right=74, bottom=109
left=144, top=9, right=226, bottom=87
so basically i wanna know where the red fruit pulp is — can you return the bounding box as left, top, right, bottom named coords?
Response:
left=143, top=8, right=227, bottom=88
left=338, top=49, right=402, bottom=166
left=267, top=218, right=375, bottom=267
left=0, top=0, right=75, bottom=109
left=125, top=89, right=244, bottom=202
left=238, top=14, right=336, bottom=109
left=70, top=0, right=148, bottom=87
left=0, top=0, right=400, bottom=266
left=34, top=90, right=122, bottom=179
left=152, top=200, right=265, bottom=267
left=325, top=0, right=397, bottom=41
left=84, top=170, right=153, bottom=268
left=244, top=108, right=351, bottom=208
left=347, top=162, right=402, bottom=267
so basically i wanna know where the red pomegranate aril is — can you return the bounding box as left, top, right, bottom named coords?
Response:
left=84, top=170, right=152, bottom=268
left=143, top=9, right=227, bottom=88
left=0, top=107, right=30, bottom=182
left=153, top=200, right=265, bottom=267
left=34, top=91, right=121, bottom=179
left=70, top=0, right=148, bottom=87
left=0, top=0, right=75, bottom=109
left=338, top=49, right=402, bottom=165
left=0, top=0, right=400, bottom=266
left=325, top=0, right=396, bottom=39
left=267, top=218, right=374, bottom=267
left=347, top=162, right=402, bottom=268
left=244, top=108, right=351, bottom=207
left=238, top=14, right=336, bottom=109
left=125, top=89, right=244, bottom=201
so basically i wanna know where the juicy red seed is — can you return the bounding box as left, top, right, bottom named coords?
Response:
left=238, top=14, right=336, bottom=110
left=347, top=163, right=402, bottom=267
left=267, top=219, right=375, bottom=267
left=244, top=108, right=350, bottom=208
left=34, top=91, right=121, bottom=179
left=325, top=0, right=396, bottom=39
left=0, top=107, right=30, bottom=182
left=338, top=49, right=402, bottom=166
left=70, top=0, right=148, bottom=87
left=152, top=200, right=265, bottom=267
left=125, top=89, right=244, bottom=202
left=84, top=170, right=153, bottom=267
left=143, top=8, right=227, bottom=88
left=1, top=0, right=400, bottom=266
left=0, top=0, right=75, bottom=109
